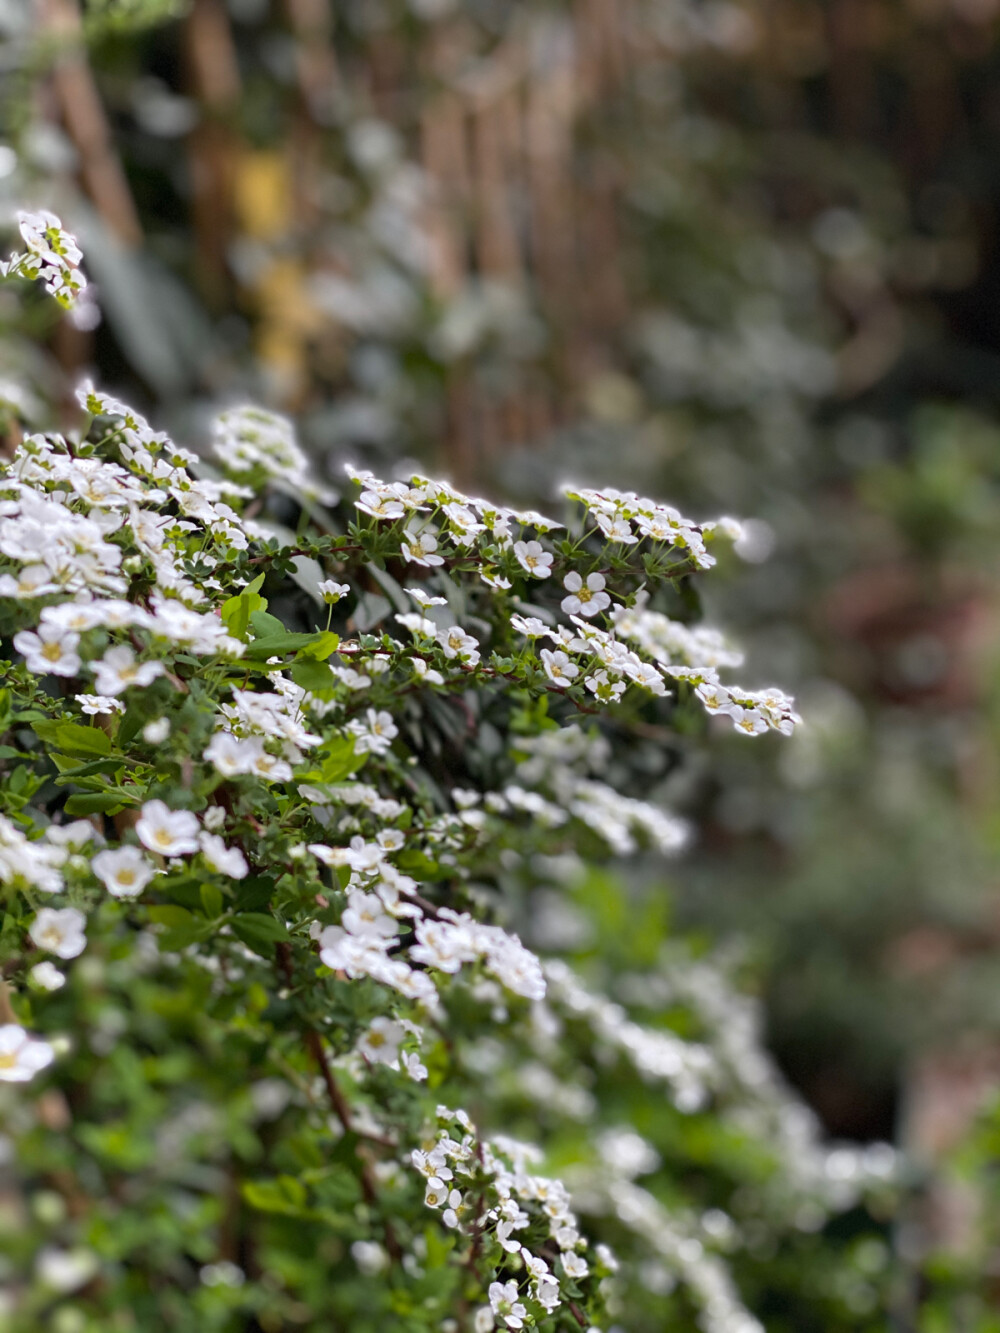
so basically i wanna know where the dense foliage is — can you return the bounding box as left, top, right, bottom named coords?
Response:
left=0, top=219, right=905, bottom=1332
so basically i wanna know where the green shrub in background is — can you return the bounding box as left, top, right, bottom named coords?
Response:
left=0, top=217, right=903, bottom=1332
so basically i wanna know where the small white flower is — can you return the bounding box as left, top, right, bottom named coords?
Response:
left=560, top=571, right=610, bottom=618
left=357, top=489, right=405, bottom=520
left=437, top=626, right=480, bottom=664
left=401, top=1050, right=428, bottom=1081
left=92, top=845, right=157, bottom=898
left=696, top=682, right=735, bottom=715
left=488, top=1279, right=527, bottom=1330
left=357, top=1016, right=405, bottom=1066
left=29, top=907, right=87, bottom=960
left=203, top=731, right=254, bottom=776
left=424, top=1176, right=449, bottom=1208
left=142, top=717, right=170, bottom=743
left=13, top=626, right=81, bottom=677
left=401, top=529, right=444, bottom=566
left=512, top=540, right=553, bottom=579
left=75, top=693, right=124, bottom=716
left=405, top=587, right=447, bottom=608
left=540, top=649, right=579, bottom=686
left=732, top=707, right=768, bottom=736
left=36, top=1246, right=98, bottom=1293
left=203, top=806, right=226, bottom=831
left=136, top=800, right=200, bottom=856
left=350, top=1241, right=388, bottom=1276
left=318, top=579, right=350, bottom=604
left=561, top=1252, right=589, bottom=1279
left=199, top=831, right=248, bottom=879
left=474, top=1310, right=496, bottom=1333
left=584, top=670, right=625, bottom=702
left=93, top=645, right=163, bottom=696
left=30, top=960, right=66, bottom=991
left=0, top=1024, right=55, bottom=1082
left=510, top=613, right=550, bottom=638
left=596, top=512, right=637, bottom=544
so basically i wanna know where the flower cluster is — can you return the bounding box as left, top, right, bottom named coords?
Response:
left=0, top=210, right=87, bottom=309
left=0, top=214, right=837, bottom=1333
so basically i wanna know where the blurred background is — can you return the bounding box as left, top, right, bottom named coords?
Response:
left=6, top=0, right=1000, bottom=1318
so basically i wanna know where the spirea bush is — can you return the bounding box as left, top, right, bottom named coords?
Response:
left=0, top=216, right=897, bottom=1333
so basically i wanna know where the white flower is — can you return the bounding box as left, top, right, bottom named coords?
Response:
left=136, top=800, right=200, bottom=856
left=510, top=613, right=550, bottom=638
left=732, top=707, right=768, bottom=736
left=30, top=961, right=66, bottom=991
left=401, top=1050, right=428, bottom=1081
left=488, top=1279, right=527, bottom=1330
left=29, top=907, right=87, bottom=959
left=424, top=1176, right=449, bottom=1208
left=203, top=731, right=255, bottom=776
left=318, top=579, right=350, bottom=603
left=497, top=1219, right=523, bottom=1253
left=596, top=513, right=637, bottom=544
left=401, top=529, right=444, bottom=566
left=437, top=625, right=480, bottom=664
left=75, top=694, right=124, bottom=716
left=695, top=682, right=736, bottom=715
left=342, top=889, right=397, bottom=938
left=561, top=1252, right=589, bottom=1279
left=142, top=717, right=170, bottom=743
left=0, top=564, right=57, bottom=599
left=350, top=1241, right=388, bottom=1276
left=199, top=832, right=248, bottom=879
left=560, top=571, right=610, bottom=618
left=92, top=845, right=156, bottom=898
left=474, top=1310, right=496, bottom=1333
left=203, top=806, right=226, bottom=831
left=357, top=489, right=405, bottom=520
left=405, top=587, right=447, bottom=608
left=13, top=626, right=81, bottom=677
left=442, top=1188, right=464, bottom=1227
left=536, top=1276, right=561, bottom=1312
left=347, top=708, right=398, bottom=756
left=512, top=540, right=553, bottom=579
left=357, top=1016, right=405, bottom=1065
left=540, top=649, right=579, bottom=685
left=0, top=1024, right=55, bottom=1082
left=584, top=670, right=625, bottom=702
left=412, top=657, right=445, bottom=685
left=93, top=645, right=164, bottom=696
left=36, top=1246, right=98, bottom=1292
left=395, top=613, right=435, bottom=638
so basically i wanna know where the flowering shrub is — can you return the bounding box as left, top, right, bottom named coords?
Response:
left=0, top=219, right=895, bottom=1332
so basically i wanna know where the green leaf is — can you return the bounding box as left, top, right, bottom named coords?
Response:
left=297, top=631, right=339, bottom=661
left=242, top=1177, right=307, bottom=1216
left=64, top=791, right=128, bottom=815
left=231, top=912, right=288, bottom=955
left=245, top=631, right=324, bottom=660
left=289, top=658, right=337, bottom=694
left=220, top=573, right=267, bottom=640
left=200, top=883, right=223, bottom=919
left=317, top=736, right=363, bottom=783
left=53, top=757, right=124, bottom=780
left=249, top=609, right=287, bottom=638
left=52, top=723, right=112, bottom=757
left=237, top=876, right=274, bottom=911
left=149, top=905, right=196, bottom=930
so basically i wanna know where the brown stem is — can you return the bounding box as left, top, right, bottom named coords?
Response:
left=275, top=942, right=401, bottom=1260
left=0, top=978, right=17, bottom=1025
